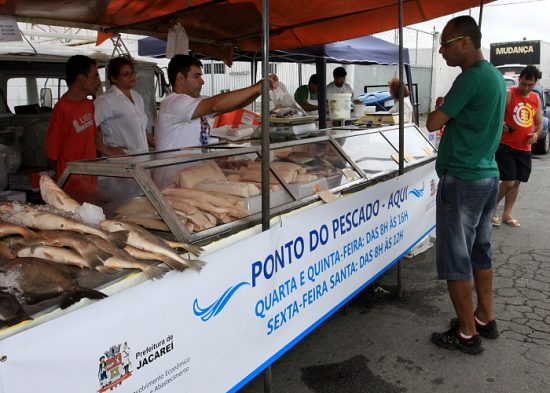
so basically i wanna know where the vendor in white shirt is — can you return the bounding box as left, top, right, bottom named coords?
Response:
left=326, top=67, right=354, bottom=97
left=94, top=56, right=154, bottom=155
left=155, top=54, right=278, bottom=151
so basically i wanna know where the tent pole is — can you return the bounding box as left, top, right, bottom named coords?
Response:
left=397, top=0, right=404, bottom=299
left=261, top=0, right=271, bottom=233
left=252, top=54, right=258, bottom=111
left=261, top=0, right=273, bottom=391
left=478, top=1, right=484, bottom=28
left=405, top=65, right=417, bottom=124
left=316, top=57, right=327, bottom=129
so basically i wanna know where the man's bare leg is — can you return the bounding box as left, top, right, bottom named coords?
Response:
left=473, top=267, right=494, bottom=323
left=447, top=280, right=476, bottom=336
left=502, top=181, right=520, bottom=222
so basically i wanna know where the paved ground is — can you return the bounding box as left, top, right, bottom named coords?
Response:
left=239, top=151, right=550, bottom=392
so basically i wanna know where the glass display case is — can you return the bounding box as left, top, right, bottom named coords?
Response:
left=381, top=126, right=436, bottom=162
left=61, top=137, right=363, bottom=242
left=61, top=125, right=434, bottom=243
left=331, top=130, right=399, bottom=176
left=328, top=123, right=436, bottom=178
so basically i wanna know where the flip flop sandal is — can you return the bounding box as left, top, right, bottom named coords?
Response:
left=491, top=217, right=501, bottom=227
left=503, top=218, right=521, bottom=227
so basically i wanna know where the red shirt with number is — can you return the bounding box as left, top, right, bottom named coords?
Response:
left=45, top=95, right=97, bottom=197
left=501, top=87, right=539, bottom=152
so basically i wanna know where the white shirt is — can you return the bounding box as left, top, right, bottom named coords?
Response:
left=94, top=85, right=149, bottom=154
left=389, top=96, right=414, bottom=123
left=326, top=82, right=354, bottom=97
left=155, top=92, right=206, bottom=151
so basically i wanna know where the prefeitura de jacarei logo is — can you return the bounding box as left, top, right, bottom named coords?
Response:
left=97, top=342, right=132, bottom=392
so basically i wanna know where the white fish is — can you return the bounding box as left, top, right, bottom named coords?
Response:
left=100, top=220, right=205, bottom=272
left=0, top=202, right=118, bottom=245
left=163, top=240, right=203, bottom=257
left=28, top=230, right=111, bottom=267
left=17, top=245, right=96, bottom=269
left=39, top=175, right=81, bottom=214
left=0, top=219, right=39, bottom=240
left=102, top=257, right=167, bottom=280
left=124, top=245, right=203, bottom=273
left=85, top=235, right=167, bottom=280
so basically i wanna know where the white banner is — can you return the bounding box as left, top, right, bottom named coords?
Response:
left=0, top=162, right=436, bottom=393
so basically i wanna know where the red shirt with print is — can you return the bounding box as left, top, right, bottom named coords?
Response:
left=45, top=95, right=97, bottom=197
left=501, top=87, right=539, bottom=152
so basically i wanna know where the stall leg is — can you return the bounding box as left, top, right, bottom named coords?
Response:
left=397, top=259, right=403, bottom=298
left=264, top=365, right=272, bottom=393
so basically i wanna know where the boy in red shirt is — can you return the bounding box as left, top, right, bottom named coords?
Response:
left=46, top=55, right=102, bottom=202
left=493, top=65, right=543, bottom=227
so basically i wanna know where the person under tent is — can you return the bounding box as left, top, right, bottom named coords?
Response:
left=294, top=74, right=318, bottom=114
left=94, top=56, right=155, bottom=156
left=326, top=67, right=354, bottom=97
left=45, top=55, right=109, bottom=202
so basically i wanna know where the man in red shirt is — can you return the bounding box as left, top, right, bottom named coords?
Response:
left=45, top=55, right=102, bottom=202
left=493, top=65, right=543, bottom=227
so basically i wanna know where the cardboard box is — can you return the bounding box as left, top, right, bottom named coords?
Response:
left=0, top=190, right=26, bottom=202
left=8, top=168, right=55, bottom=192
left=213, top=108, right=261, bottom=128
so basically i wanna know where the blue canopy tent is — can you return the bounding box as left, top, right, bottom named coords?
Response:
left=138, top=35, right=409, bottom=64
left=138, top=35, right=415, bottom=127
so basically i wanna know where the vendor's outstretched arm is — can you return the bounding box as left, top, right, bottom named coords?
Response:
left=192, top=75, right=277, bottom=119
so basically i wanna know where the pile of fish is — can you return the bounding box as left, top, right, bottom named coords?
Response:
left=0, top=176, right=205, bottom=327
left=116, top=161, right=254, bottom=233
left=115, top=152, right=354, bottom=234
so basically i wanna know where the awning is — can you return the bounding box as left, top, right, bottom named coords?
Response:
left=1, top=0, right=495, bottom=63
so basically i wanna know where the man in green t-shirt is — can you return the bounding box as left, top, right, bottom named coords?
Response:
left=426, top=15, right=506, bottom=355
left=294, top=74, right=318, bottom=113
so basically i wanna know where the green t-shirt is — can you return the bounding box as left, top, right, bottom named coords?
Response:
left=436, top=60, right=506, bottom=180
left=294, top=85, right=317, bottom=104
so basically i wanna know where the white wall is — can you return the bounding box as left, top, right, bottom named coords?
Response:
left=429, top=32, right=491, bottom=111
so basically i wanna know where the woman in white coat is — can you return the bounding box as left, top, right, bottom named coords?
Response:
left=94, top=56, right=154, bottom=155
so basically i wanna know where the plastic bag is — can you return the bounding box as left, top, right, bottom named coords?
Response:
left=269, top=81, right=297, bottom=108
left=269, top=81, right=306, bottom=116
left=166, top=23, right=189, bottom=59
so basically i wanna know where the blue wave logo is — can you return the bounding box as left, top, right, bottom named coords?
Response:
left=408, top=182, right=425, bottom=198
left=193, top=282, right=250, bottom=322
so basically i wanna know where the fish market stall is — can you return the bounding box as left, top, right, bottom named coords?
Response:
left=0, top=123, right=437, bottom=392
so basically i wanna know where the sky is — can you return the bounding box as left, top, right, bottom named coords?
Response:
left=410, top=0, right=550, bottom=47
